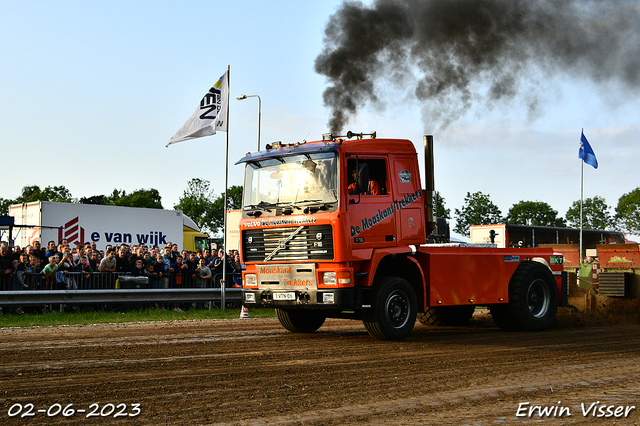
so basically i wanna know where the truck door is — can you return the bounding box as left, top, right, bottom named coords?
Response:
left=346, top=157, right=396, bottom=249
left=391, top=156, right=425, bottom=244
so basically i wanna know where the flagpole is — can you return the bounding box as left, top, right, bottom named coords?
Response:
left=221, top=65, right=230, bottom=310
left=580, top=128, right=584, bottom=263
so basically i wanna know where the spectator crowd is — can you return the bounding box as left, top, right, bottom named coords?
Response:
left=1, top=239, right=243, bottom=314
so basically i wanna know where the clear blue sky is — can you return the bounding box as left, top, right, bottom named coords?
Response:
left=2, top=1, right=639, bottom=237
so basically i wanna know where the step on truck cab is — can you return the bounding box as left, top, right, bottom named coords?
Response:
left=237, top=133, right=566, bottom=340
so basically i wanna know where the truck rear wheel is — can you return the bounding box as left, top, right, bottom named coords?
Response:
left=417, top=305, right=475, bottom=326
left=490, top=261, right=558, bottom=331
left=362, top=276, right=417, bottom=340
left=275, top=308, right=326, bottom=333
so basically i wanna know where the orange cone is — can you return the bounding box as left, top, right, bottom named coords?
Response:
left=239, top=305, right=249, bottom=319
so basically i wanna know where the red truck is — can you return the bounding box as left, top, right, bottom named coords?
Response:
left=237, top=133, right=566, bottom=340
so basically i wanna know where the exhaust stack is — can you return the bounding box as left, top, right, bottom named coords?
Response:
left=424, top=135, right=436, bottom=238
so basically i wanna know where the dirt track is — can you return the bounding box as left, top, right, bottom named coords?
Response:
left=1, top=310, right=639, bottom=425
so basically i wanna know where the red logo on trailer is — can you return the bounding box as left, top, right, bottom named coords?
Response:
left=58, top=217, right=85, bottom=246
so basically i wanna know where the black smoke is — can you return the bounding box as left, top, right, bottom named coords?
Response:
left=315, top=0, right=640, bottom=133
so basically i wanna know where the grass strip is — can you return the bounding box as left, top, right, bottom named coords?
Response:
left=0, top=305, right=276, bottom=328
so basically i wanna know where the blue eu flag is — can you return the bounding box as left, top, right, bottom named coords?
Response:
left=578, top=131, right=598, bottom=169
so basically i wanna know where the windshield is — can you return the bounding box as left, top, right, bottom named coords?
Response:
left=243, top=152, right=338, bottom=214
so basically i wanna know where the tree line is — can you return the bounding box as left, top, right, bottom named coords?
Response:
left=0, top=180, right=242, bottom=236
left=437, top=189, right=640, bottom=237
left=3, top=182, right=640, bottom=238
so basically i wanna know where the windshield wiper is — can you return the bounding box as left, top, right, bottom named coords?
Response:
left=244, top=201, right=275, bottom=212
left=294, top=199, right=337, bottom=213
left=245, top=201, right=304, bottom=216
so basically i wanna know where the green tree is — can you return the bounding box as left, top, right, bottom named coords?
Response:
left=211, top=185, right=244, bottom=232
left=506, top=201, right=566, bottom=227
left=174, top=178, right=217, bottom=234
left=14, top=185, right=74, bottom=203
left=615, top=187, right=640, bottom=234
left=454, top=191, right=503, bottom=236
left=103, top=189, right=126, bottom=205
left=435, top=191, right=450, bottom=219
left=104, top=189, right=163, bottom=209
left=565, top=196, right=615, bottom=230
left=0, top=198, right=13, bottom=215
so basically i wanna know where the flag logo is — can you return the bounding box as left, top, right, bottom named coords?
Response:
left=199, top=86, right=222, bottom=120
left=166, top=70, right=229, bottom=147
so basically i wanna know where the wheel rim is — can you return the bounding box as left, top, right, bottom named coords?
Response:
left=527, top=278, right=550, bottom=318
left=385, top=290, right=410, bottom=329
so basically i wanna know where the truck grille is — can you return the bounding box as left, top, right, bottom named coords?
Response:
left=242, top=225, right=334, bottom=262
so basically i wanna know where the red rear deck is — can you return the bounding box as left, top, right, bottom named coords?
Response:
left=415, top=245, right=557, bottom=306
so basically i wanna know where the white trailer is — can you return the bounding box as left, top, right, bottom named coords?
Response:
left=8, top=201, right=208, bottom=252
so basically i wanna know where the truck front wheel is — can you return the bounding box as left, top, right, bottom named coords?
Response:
left=362, top=276, right=417, bottom=340
left=490, top=261, right=558, bottom=331
left=275, top=308, right=326, bottom=333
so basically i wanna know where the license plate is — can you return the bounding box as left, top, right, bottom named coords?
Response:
left=272, top=292, right=296, bottom=301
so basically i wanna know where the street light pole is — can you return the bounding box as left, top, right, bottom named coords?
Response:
left=236, top=94, right=261, bottom=151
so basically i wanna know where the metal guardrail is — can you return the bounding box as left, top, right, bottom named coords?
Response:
left=0, top=272, right=243, bottom=307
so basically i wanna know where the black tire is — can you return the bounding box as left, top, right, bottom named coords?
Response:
left=275, top=308, right=326, bottom=333
left=417, top=305, right=476, bottom=326
left=490, top=261, right=558, bottom=331
left=362, top=276, right=417, bottom=340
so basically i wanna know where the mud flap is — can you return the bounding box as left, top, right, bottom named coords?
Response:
left=560, top=271, right=568, bottom=307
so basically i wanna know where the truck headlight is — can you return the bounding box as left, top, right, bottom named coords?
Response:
left=322, top=271, right=351, bottom=285
left=322, top=272, right=337, bottom=285
left=244, top=273, right=257, bottom=287
left=244, top=292, right=256, bottom=303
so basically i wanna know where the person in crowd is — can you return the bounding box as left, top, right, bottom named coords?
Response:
left=45, top=241, right=58, bottom=260
left=186, top=253, right=199, bottom=281
left=32, top=240, right=46, bottom=261
left=58, top=251, right=77, bottom=290
left=56, top=243, right=67, bottom=260
left=25, top=254, right=42, bottom=290
left=42, top=254, right=58, bottom=290
left=169, top=244, right=179, bottom=264
left=73, top=244, right=85, bottom=263
left=145, top=262, right=160, bottom=289
left=171, top=255, right=188, bottom=312
left=12, top=246, right=23, bottom=260
left=193, top=258, right=211, bottom=309
left=9, top=257, right=29, bottom=314
left=201, top=249, right=212, bottom=266
left=212, top=248, right=234, bottom=288
left=130, top=259, right=146, bottom=277
left=129, top=246, right=147, bottom=270
left=145, top=247, right=157, bottom=266
left=115, top=248, right=130, bottom=273
left=99, top=249, right=116, bottom=273
left=1, top=243, right=14, bottom=290
left=28, top=255, right=42, bottom=273
left=193, top=258, right=211, bottom=287
left=78, top=255, right=93, bottom=289
left=12, top=254, right=29, bottom=290
left=232, top=252, right=243, bottom=287
left=23, top=245, right=35, bottom=261
left=153, top=254, right=169, bottom=293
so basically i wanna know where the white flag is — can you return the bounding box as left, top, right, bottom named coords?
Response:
left=166, top=70, right=229, bottom=147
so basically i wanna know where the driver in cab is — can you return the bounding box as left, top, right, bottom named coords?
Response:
left=348, top=164, right=381, bottom=196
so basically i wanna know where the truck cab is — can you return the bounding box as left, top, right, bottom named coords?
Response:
left=238, top=131, right=425, bottom=300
